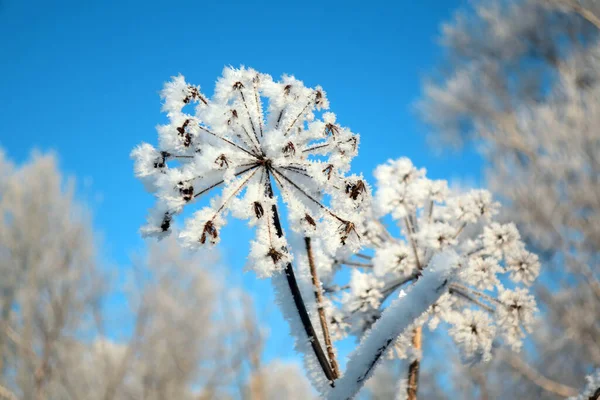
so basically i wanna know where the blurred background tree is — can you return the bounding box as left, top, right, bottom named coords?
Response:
left=0, top=150, right=314, bottom=400
left=417, top=0, right=600, bottom=398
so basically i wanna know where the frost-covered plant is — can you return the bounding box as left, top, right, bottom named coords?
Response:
left=131, top=69, right=459, bottom=399
left=319, top=158, right=538, bottom=395
left=132, top=66, right=372, bottom=391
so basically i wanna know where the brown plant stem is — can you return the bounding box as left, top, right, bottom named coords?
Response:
left=304, top=236, right=340, bottom=379
left=406, top=326, right=423, bottom=400
left=265, top=177, right=335, bottom=384
left=499, top=349, right=578, bottom=398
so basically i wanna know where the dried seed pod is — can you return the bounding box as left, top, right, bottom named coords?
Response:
left=153, top=151, right=170, bottom=169
left=322, top=164, right=334, bottom=180
left=325, top=123, right=340, bottom=137
left=200, top=221, right=218, bottom=244
left=339, top=221, right=359, bottom=245
left=282, top=141, right=296, bottom=156
left=345, top=180, right=366, bottom=201
left=267, top=247, right=284, bottom=263
left=178, top=182, right=194, bottom=202
left=160, top=213, right=172, bottom=232
left=215, top=154, right=229, bottom=169
left=304, top=213, right=316, bottom=228
left=253, top=202, right=264, bottom=219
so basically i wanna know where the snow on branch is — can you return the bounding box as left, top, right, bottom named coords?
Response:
left=326, top=250, right=459, bottom=400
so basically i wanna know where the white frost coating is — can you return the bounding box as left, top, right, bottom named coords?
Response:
left=327, top=250, right=458, bottom=400
left=131, top=67, right=370, bottom=277
left=326, top=157, right=539, bottom=362
left=394, top=378, right=408, bottom=400
left=271, top=272, right=331, bottom=396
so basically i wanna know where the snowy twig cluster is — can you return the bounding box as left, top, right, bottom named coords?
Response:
left=320, top=158, right=539, bottom=365
left=131, top=67, right=538, bottom=398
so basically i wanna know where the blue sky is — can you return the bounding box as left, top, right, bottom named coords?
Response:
left=0, top=0, right=481, bottom=374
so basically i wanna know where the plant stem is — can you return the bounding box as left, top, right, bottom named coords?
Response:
left=406, top=326, right=422, bottom=400
left=265, top=178, right=335, bottom=384
left=305, top=236, right=340, bottom=379
left=325, top=251, right=454, bottom=400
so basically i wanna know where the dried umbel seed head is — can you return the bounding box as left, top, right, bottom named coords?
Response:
left=227, top=109, right=239, bottom=125
left=341, top=136, right=358, bottom=154
left=133, top=67, right=368, bottom=272
left=346, top=179, right=367, bottom=201
left=184, top=86, right=208, bottom=105
left=160, top=213, right=172, bottom=232
left=325, top=123, right=340, bottom=137
left=200, top=221, right=219, bottom=244
left=267, top=247, right=284, bottom=264
left=322, top=164, right=334, bottom=180
left=176, top=119, right=190, bottom=134
left=215, top=154, right=229, bottom=169
left=340, top=221, right=359, bottom=245
left=253, top=201, right=265, bottom=219
left=154, top=151, right=170, bottom=169
left=315, top=89, right=324, bottom=106
left=282, top=141, right=296, bottom=156
left=304, top=213, right=317, bottom=228
left=178, top=182, right=194, bottom=202
left=177, top=119, right=192, bottom=147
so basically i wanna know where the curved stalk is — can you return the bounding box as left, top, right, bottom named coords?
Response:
left=305, top=237, right=340, bottom=379
left=406, top=326, right=422, bottom=400
left=265, top=177, right=335, bottom=385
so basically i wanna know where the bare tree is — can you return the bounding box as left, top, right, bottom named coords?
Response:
left=0, top=149, right=315, bottom=400
left=418, top=0, right=600, bottom=397
left=0, top=150, right=103, bottom=400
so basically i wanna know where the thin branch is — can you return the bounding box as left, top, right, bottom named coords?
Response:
left=305, top=237, right=340, bottom=379
left=323, top=284, right=350, bottom=294
left=498, top=349, right=578, bottom=398
left=198, top=125, right=259, bottom=158
left=0, top=385, right=18, bottom=400
left=284, top=98, right=313, bottom=136
left=236, top=88, right=261, bottom=145
left=406, top=326, right=422, bottom=400
left=264, top=175, right=336, bottom=385
left=562, top=0, right=600, bottom=30
left=193, top=164, right=259, bottom=199
left=448, top=286, right=496, bottom=313
left=271, top=167, right=346, bottom=224
left=404, top=216, right=422, bottom=270
left=336, top=260, right=373, bottom=268
left=252, top=75, right=264, bottom=137
left=303, top=141, right=331, bottom=153
left=280, top=165, right=312, bottom=179
left=453, top=222, right=467, bottom=239
left=210, top=167, right=260, bottom=219
left=450, top=283, right=504, bottom=307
